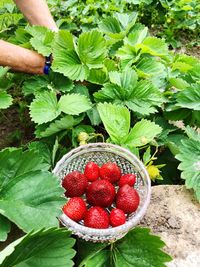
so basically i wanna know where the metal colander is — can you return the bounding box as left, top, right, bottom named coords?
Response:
left=53, top=143, right=151, bottom=242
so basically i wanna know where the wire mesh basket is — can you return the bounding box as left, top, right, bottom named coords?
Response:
left=53, top=143, right=151, bottom=242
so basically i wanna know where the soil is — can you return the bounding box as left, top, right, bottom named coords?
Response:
left=0, top=224, right=24, bottom=252
left=140, top=185, right=200, bottom=267
left=0, top=106, right=34, bottom=149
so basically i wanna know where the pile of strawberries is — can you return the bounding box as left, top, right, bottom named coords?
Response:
left=62, top=162, right=140, bottom=229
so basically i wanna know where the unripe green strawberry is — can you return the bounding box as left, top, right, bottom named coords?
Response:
left=146, top=165, right=160, bottom=180
left=77, top=132, right=89, bottom=142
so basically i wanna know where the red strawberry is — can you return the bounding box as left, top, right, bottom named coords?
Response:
left=86, top=180, right=115, bottom=207
left=62, top=171, right=88, bottom=197
left=118, top=173, right=136, bottom=187
left=100, top=162, right=121, bottom=184
left=84, top=207, right=109, bottom=229
left=84, top=161, right=99, bottom=182
left=116, top=184, right=140, bottom=214
left=109, top=208, right=126, bottom=227
left=62, top=197, right=87, bottom=222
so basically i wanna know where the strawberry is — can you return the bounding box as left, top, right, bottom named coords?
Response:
left=116, top=184, right=140, bottom=214
left=62, top=197, right=87, bottom=222
left=62, top=171, right=88, bottom=197
left=118, top=173, right=136, bottom=187
left=109, top=208, right=126, bottom=227
left=84, top=206, right=109, bottom=229
left=100, top=162, right=121, bottom=184
left=84, top=161, right=99, bottom=182
left=86, top=180, right=115, bottom=207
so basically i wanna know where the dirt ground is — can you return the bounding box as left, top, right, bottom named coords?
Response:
left=140, top=185, right=200, bottom=267
left=0, top=107, right=34, bottom=149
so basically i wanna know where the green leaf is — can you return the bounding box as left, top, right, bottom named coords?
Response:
left=185, top=126, right=200, bottom=141
left=50, top=73, right=74, bottom=92
left=58, top=94, right=92, bottom=115
left=172, top=54, right=199, bottom=73
left=35, top=115, right=77, bottom=138
left=0, top=13, right=23, bottom=31
left=97, top=103, right=130, bottom=144
left=53, top=30, right=74, bottom=52
left=137, top=37, right=168, bottom=56
left=169, top=77, right=189, bottom=90
left=113, top=228, right=172, bottom=266
left=87, top=68, right=108, bottom=85
left=87, top=106, right=101, bottom=126
left=95, top=75, right=163, bottom=116
left=172, top=62, right=193, bottom=72
left=125, top=119, right=162, bottom=147
left=77, top=239, right=107, bottom=267
left=22, top=76, right=48, bottom=96
left=167, top=134, right=187, bottom=156
left=104, top=58, right=117, bottom=72
left=0, top=148, right=49, bottom=186
left=72, top=85, right=90, bottom=99
left=52, top=49, right=89, bottom=81
left=0, top=215, right=11, bottom=242
left=52, top=30, right=88, bottom=81
left=109, top=68, right=138, bottom=93
left=115, top=12, right=138, bottom=32
left=99, top=17, right=122, bottom=35
left=0, top=228, right=76, bottom=267
left=30, top=91, right=61, bottom=124
left=143, top=146, right=151, bottom=164
left=78, top=30, right=107, bottom=68
left=0, top=67, right=9, bottom=78
left=126, top=80, right=164, bottom=115
left=0, top=91, right=13, bottom=109
left=176, top=138, right=200, bottom=201
left=23, top=74, right=73, bottom=95
left=189, top=63, right=200, bottom=82
left=94, top=68, right=138, bottom=102
left=116, top=43, right=139, bottom=69
left=136, top=57, right=166, bottom=77
left=79, top=227, right=172, bottom=267
left=94, top=83, right=118, bottom=102
left=27, top=26, right=54, bottom=56
left=0, top=148, right=65, bottom=232
left=28, top=141, right=52, bottom=168
left=164, top=108, right=191, bottom=121
left=176, top=84, right=200, bottom=110
left=126, top=26, right=148, bottom=46
left=80, top=250, right=110, bottom=267
left=99, top=12, right=137, bottom=40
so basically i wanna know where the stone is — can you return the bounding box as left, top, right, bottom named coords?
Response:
left=140, top=185, right=200, bottom=267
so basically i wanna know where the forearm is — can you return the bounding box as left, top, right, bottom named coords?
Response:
left=0, top=40, right=45, bottom=74
left=14, top=0, right=58, bottom=31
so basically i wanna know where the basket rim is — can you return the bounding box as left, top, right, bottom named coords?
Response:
left=53, top=142, right=151, bottom=237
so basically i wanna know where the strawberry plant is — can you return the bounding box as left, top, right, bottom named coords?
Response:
left=0, top=67, right=13, bottom=109
left=0, top=0, right=200, bottom=265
